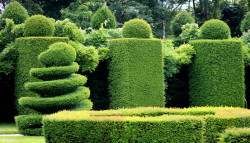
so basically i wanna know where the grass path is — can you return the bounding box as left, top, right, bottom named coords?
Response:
left=0, top=136, right=45, bottom=143
left=0, top=123, right=18, bottom=134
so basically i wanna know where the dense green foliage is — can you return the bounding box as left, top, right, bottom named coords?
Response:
left=241, top=12, right=250, bottom=33
left=189, top=40, right=245, bottom=107
left=219, top=128, right=250, bottom=143
left=24, top=15, right=55, bottom=37
left=0, top=19, right=15, bottom=50
left=171, top=11, right=195, bottom=37
left=122, top=18, right=152, bottom=38
left=180, top=23, right=200, bottom=41
left=109, top=39, right=165, bottom=109
left=200, top=19, right=231, bottom=39
left=0, top=1, right=29, bottom=25
left=14, top=37, right=68, bottom=115
left=54, top=19, right=86, bottom=44
left=43, top=107, right=250, bottom=143
left=91, top=6, right=116, bottom=29
left=38, top=42, right=76, bottom=67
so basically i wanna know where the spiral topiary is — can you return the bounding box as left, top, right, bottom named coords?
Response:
left=241, top=12, right=250, bottom=33
left=0, top=1, right=29, bottom=24
left=122, top=18, right=152, bottom=38
left=91, top=6, right=116, bottom=29
left=200, top=19, right=231, bottom=39
left=171, top=11, right=195, bottom=37
left=17, top=42, right=92, bottom=135
left=24, top=15, right=55, bottom=37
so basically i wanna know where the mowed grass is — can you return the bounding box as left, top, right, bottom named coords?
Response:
left=0, top=136, right=45, bottom=143
left=0, top=123, right=18, bottom=134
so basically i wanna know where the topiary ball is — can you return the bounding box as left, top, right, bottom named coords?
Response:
left=91, top=6, right=116, bottom=29
left=0, top=1, right=29, bottom=24
left=200, top=19, right=231, bottom=39
left=241, top=12, right=250, bottom=33
left=38, top=42, right=76, bottom=67
left=24, top=15, right=55, bottom=37
left=122, top=18, right=152, bottom=38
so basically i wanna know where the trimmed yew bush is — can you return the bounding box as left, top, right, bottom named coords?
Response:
left=24, top=15, right=55, bottom=37
left=219, top=128, right=250, bottom=143
left=200, top=19, right=231, bottom=39
left=91, top=6, right=116, bottom=29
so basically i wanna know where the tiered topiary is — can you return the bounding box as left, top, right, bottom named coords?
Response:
left=171, top=11, right=195, bottom=37
left=16, top=42, right=92, bottom=135
left=24, top=15, right=55, bottom=37
left=91, top=6, right=116, bottom=29
left=200, top=19, right=231, bottom=39
left=0, top=1, right=29, bottom=25
left=189, top=20, right=245, bottom=107
left=108, top=18, right=165, bottom=109
left=241, top=12, right=250, bottom=33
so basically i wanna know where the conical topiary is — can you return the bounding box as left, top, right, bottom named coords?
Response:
left=91, top=6, right=116, bottom=29
left=16, top=42, right=92, bottom=135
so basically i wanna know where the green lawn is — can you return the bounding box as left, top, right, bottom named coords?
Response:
left=0, top=136, right=45, bottom=143
left=0, top=123, right=19, bottom=134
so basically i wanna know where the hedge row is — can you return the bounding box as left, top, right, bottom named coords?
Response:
left=189, top=40, right=245, bottom=107
left=219, top=128, right=250, bottom=143
left=14, top=37, right=69, bottom=115
left=43, top=107, right=250, bottom=143
left=108, top=39, right=165, bottom=109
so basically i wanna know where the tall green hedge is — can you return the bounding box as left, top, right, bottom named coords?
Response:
left=108, top=39, right=165, bottom=109
left=219, top=128, right=250, bottom=143
left=189, top=40, right=245, bottom=107
left=14, top=37, right=69, bottom=115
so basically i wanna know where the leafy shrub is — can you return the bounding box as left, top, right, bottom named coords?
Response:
left=24, top=15, right=55, bottom=37
left=54, top=19, right=86, bottom=44
left=85, top=28, right=110, bottom=48
left=14, top=37, right=68, bottom=115
left=0, top=19, right=15, bottom=49
left=241, top=31, right=250, bottom=44
left=69, top=41, right=99, bottom=72
left=171, top=11, right=195, bottom=37
left=109, top=39, right=165, bottom=109
left=200, top=19, right=231, bottom=39
left=0, top=1, right=29, bottom=25
left=241, top=12, right=250, bottom=33
left=189, top=40, right=245, bottom=107
left=219, top=128, right=250, bottom=143
left=180, top=23, right=200, bottom=41
left=11, top=23, right=24, bottom=38
left=91, top=6, right=116, bottom=29
left=175, top=44, right=196, bottom=65
left=38, top=42, right=76, bottom=67
left=98, top=47, right=110, bottom=61
left=122, top=18, right=152, bottom=38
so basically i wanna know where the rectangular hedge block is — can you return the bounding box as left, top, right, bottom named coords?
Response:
left=108, top=38, right=165, bottom=109
left=189, top=40, right=245, bottom=107
left=43, top=107, right=250, bottom=143
left=14, top=37, right=69, bottom=115
left=219, top=128, right=250, bottom=143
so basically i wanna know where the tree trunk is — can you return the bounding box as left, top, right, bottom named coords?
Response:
left=163, top=20, right=165, bottom=39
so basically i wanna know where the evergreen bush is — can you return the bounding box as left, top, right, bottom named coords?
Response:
left=200, top=19, right=231, bottom=39
left=0, top=1, right=29, bottom=24
left=91, top=6, right=116, bottom=29
left=241, top=12, right=250, bottom=33
left=219, top=128, right=250, bottom=143
left=171, top=11, right=195, bottom=37
left=122, top=18, right=152, bottom=38
left=24, top=15, right=55, bottom=37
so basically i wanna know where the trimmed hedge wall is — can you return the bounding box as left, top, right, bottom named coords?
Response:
left=189, top=40, right=245, bottom=107
left=14, top=37, right=69, bottom=115
left=219, top=128, right=250, bottom=143
left=108, top=39, right=165, bottom=109
left=43, top=107, right=250, bottom=143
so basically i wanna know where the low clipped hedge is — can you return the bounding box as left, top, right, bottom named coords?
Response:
left=189, top=40, right=245, bottom=107
left=15, top=115, right=43, bottom=136
left=43, top=107, right=250, bottom=143
left=14, top=37, right=69, bottom=115
left=219, top=128, right=250, bottom=143
left=108, top=39, right=165, bottom=109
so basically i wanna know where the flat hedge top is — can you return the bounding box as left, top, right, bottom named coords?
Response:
left=43, top=107, right=249, bottom=121
left=190, top=39, right=243, bottom=44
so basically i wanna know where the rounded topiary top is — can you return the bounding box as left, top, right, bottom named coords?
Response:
left=91, top=6, right=116, bottom=29
left=241, top=12, right=250, bottom=33
left=0, top=1, right=29, bottom=24
left=200, top=19, right=230, bottom=39
left=39, top=42, right=76, bottom=67
left=122, top=18, right=152, bottom=38
left=24, top=15, right=55, bottom=37
left=171, top=11, right=195, bottom=37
